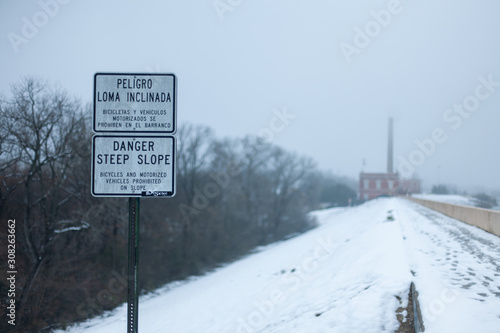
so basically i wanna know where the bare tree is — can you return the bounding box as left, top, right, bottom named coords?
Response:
left=175, top=123, right=214, bottom=264
left=0, top=95, right=22, bottom=215
left=177, top=123, right=214, bottom=204
left=268, top=147, right=316, bottom=238
left=0, top=77, right=90, bottom=323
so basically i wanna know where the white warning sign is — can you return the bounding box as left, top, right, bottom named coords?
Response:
left=92, top=135, right=175, bottom=197
left=93, top=73, right=176, bottom=133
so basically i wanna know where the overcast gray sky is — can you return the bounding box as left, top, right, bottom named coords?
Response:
left=1, top=0, right=499, bottom=193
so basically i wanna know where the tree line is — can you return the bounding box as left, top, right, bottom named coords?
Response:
left=0, top=77, right=356, bottom=332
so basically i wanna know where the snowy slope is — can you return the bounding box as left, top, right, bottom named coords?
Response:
left=59, top=198, right=500, bottom=333
left=413, top=193, right=500, bottom=212
left=412, top=194, right=476, bottom=207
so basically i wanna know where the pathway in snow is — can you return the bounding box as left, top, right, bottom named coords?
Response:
left=59, top=198, right=500, bottom=333
left=395, top=199, right=500, bottom=332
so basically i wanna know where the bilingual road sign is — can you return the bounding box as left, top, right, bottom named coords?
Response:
left=93, top=73, right=176, bottom=133
left=91, top=135, right=176, bottom=197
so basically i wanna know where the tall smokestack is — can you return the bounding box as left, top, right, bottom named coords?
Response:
left=387, top=118, right=393, bottom=174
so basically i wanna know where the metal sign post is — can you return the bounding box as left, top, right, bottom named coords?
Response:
left=91, top=72, right=177, bottom=333
left=128, top=197, right=140, bottom=333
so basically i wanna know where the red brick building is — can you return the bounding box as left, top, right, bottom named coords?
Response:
left=358, top=118, right=421, bottom=201
left=359, top=173, right=420, bottom=201
left=359, top=173, right=399, bottom=201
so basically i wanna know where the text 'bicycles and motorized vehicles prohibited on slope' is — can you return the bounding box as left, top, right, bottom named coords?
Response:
left=91, top=135, right=176, bottom=197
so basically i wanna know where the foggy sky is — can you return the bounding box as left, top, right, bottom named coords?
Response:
left=1, top=0, right=500, bottom=192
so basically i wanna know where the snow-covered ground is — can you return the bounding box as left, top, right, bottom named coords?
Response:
left=412, top=194, right=476, bottom=207
left=59, top=198, right=500, bottom=333
left=414, top=193, right=500, bottom=212
left=398, top=199, right=500, bottom=332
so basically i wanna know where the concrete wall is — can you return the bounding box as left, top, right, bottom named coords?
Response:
left=408, top=197, right=500, bottom=237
